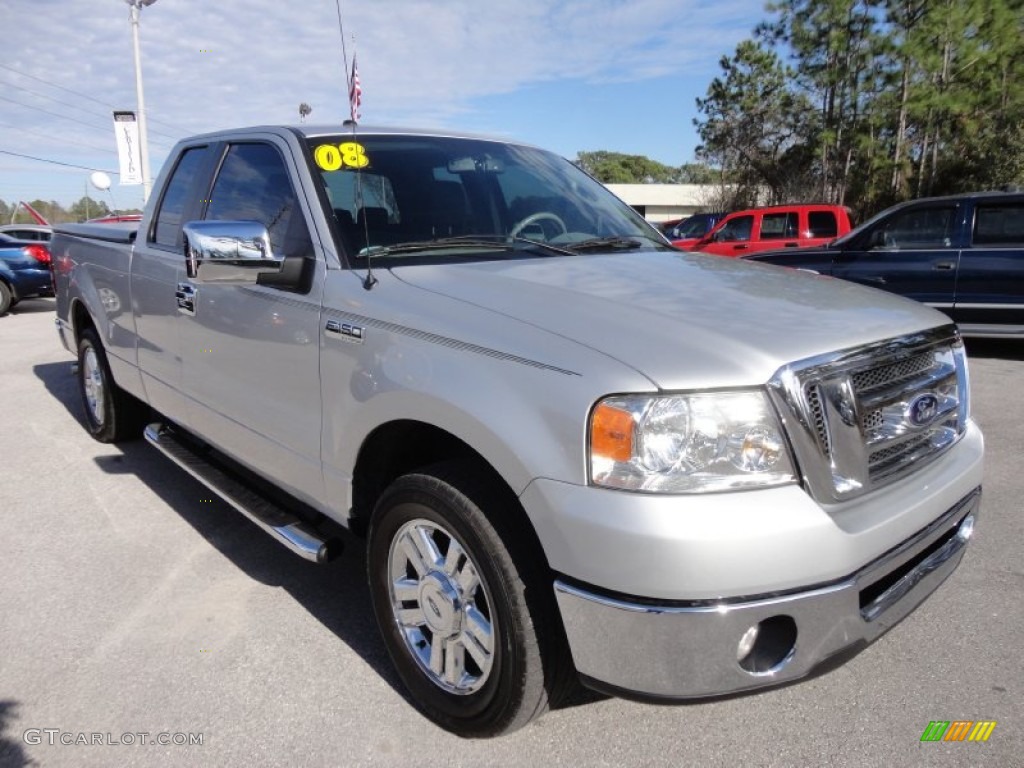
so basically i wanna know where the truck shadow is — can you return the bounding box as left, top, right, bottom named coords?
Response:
left=32, top=361, right=602, bottom=717
left=0, top=700, right=34, bottom=768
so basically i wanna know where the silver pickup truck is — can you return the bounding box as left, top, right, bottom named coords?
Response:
left=52, top=125, right=984, bottom=736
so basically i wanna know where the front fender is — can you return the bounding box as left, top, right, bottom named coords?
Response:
left=319, top=314, right=652, bottom=517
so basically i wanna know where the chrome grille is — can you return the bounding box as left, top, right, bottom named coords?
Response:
left=769, top=328, right=968, bottom=502
left=805, top=387, right=830, bottom=455
left=851, top=351, right=934, bottom=393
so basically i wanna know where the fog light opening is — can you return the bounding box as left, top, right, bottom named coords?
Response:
left=737, top=615, right=798, bottom=675
left=957, top=513, right=975, bottom=543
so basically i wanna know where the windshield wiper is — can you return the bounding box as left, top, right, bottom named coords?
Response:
left=563, top=236, right=647, bottom=252
left=357, top=238, right=509, bottom=258
left=357, top=235, right=575, bottom=259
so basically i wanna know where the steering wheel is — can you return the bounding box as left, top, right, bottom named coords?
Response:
left=510, top=211, right=568, bottom=240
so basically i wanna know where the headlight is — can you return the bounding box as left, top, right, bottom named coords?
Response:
left=589, top=391, right=796, bottom=493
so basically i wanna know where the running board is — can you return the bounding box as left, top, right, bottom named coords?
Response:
left=144, top=423, right=339, bottom=564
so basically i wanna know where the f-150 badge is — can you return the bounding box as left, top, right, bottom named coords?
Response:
left=326, top=318, right=364, bottom=344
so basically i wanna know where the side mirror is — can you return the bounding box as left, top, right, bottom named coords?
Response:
left=183, top=221, right=313, bottom=292
left=184, top=220, right=279, bottom=282
left=867, top=229, right=887, bottom=249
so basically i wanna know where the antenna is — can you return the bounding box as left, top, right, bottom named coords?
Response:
left=333, top=1, right=375, bottom=288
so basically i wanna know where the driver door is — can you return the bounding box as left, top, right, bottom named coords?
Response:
left=178, top=139, right=326, bottom=505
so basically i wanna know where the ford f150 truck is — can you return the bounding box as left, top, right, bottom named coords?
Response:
left=52, top=125, right=983, bottom=737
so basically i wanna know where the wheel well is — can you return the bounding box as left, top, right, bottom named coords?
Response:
left=71, top=299, right=95, bottom=345
left=350, top=420, right=517, bottom=537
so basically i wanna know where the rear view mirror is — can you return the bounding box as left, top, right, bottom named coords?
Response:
left=447, top=156, right=505, bottom=174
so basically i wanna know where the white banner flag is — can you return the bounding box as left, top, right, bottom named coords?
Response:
left=113, top=111, right=142, bottom=185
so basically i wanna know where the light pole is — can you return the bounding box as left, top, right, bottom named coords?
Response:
left=126, top=0, right=157, bottom=202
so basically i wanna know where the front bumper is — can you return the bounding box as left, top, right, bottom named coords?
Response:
left=554, top=488, right=979, bottom=698
left=10, top=267, right=52, bottom=298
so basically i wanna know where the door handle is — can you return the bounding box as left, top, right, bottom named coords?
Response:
left=784, top=242, right=799, bottom=248
left=175, top=282, right=197, bottom=315
left=733, top=244, right=748, bottom=250
left=934, top=261, right=956, bottom=270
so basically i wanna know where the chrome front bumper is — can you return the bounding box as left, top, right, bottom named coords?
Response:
left=554, top=488, right=980, bottom=699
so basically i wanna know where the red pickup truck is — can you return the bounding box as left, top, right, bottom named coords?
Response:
left=690, top=204, right=853, bottom=257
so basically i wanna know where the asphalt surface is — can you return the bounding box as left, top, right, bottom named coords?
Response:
left=1, top=299, right=1021, bottom=767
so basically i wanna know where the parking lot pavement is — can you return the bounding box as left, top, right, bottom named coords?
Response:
left=0, top=301, right=1021, bottom=767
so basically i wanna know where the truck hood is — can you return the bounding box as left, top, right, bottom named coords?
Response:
left=391, top=250, right=950, bottom=389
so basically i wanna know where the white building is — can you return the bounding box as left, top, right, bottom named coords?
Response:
left=605, top=184, right=721, bottom=223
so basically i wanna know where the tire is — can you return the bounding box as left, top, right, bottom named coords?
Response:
left=77, top=328, right=147, bottom=442
left=0, top=282, right=11, bottom=315
left=367, top=462, right=570, bottom=737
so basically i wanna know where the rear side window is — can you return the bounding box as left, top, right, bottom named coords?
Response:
left=206, top=143, right=311, bottom=257
left=153, top=146, right=209, bottom=247
left=759, top=212, right=798, bottom=239
left=973, top=203, right=1024, bottom=245
left=808, top=211, right=838, bottom=237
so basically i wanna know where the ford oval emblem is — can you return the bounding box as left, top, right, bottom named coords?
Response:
left=905, top=393, right=940, bottom=428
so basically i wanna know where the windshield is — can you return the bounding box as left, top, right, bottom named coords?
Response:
left=305, top=134, right=666, bottom=261
left=674, top=215, right=714, bottom=238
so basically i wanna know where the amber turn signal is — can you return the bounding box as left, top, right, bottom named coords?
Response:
left=591, top=403, right=634, bottom=463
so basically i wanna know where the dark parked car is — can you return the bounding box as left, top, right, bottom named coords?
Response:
left=744, top=192, right=1024, bottom=339
left=0, top=235, right=53, bottom=314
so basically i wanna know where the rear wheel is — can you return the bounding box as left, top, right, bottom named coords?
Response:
left=0, top=282, right=12, bottom=315
left=77, top=328, right=146, bottom=442
left=367, top=463, right=569, bottom=736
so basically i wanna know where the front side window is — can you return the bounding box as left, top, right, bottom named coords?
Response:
left=305, top=134, right=665, bottom=262
left=207, top=143, right=311, bottom=257
left=875, top=207, right=956, bottom=248
left=715, top=215, right=753, bottom=242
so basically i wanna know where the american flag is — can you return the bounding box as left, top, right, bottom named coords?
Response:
left=349, top=54, right=362, bottom=122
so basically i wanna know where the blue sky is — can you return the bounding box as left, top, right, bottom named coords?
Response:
left=1, top=0, right=759, bottom=211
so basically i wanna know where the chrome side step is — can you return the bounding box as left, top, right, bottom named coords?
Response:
left=144, top=423, right=338, bottom=564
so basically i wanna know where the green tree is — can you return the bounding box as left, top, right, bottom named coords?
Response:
left=758, top=0, right=884, bottom=205
left=574, top=151, right=682, bottom=183
left=68, top=197, right=111, bottom=222
left=695, top=40, right=818, bottom=205
left=694, top=0, right=1024, bottom=218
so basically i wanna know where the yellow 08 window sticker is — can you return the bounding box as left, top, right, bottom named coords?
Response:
left=314, top=141, right=370, bottom=171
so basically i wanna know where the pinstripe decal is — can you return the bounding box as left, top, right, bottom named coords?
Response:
left=322, top=308, right=581, bottom=376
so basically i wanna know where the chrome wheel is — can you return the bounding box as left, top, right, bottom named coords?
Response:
left=387, top=518, right=495, bottom=694
left=82, top=346, right=105, bottom=426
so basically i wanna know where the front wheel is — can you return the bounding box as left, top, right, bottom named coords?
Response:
left=368, top=463, right=568, bottom=736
